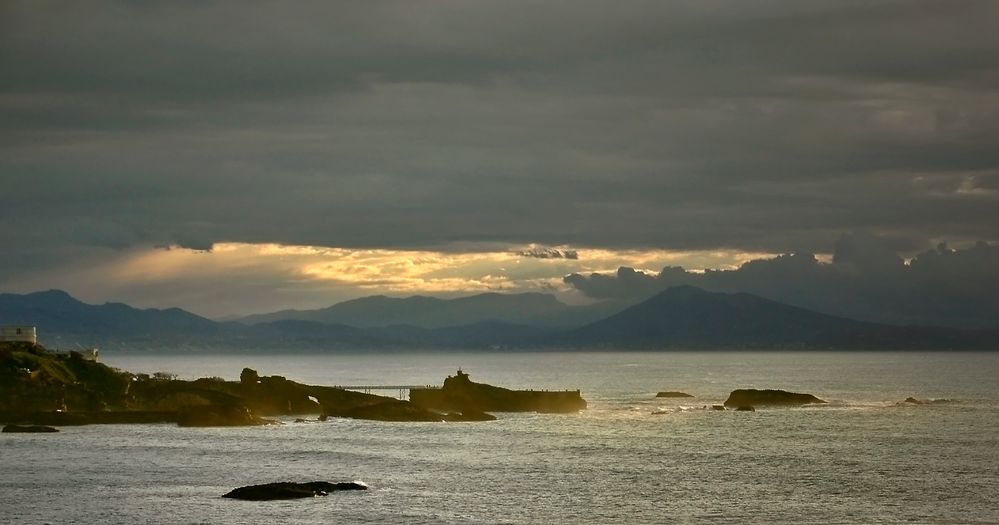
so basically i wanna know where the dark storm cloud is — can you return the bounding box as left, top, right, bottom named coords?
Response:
left=565, top=233, right=999, bottom=328
left=2, top=0, right=999, bottom=284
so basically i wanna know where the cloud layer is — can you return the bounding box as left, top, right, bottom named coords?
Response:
left=566, top=233, right=999, bottom=328
left=2, top=1, right=998, bottom=315
left=0, top=242, right=765, bottom=318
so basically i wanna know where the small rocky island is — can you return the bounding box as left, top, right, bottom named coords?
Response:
left=410, top=369, right=587, bottom=414
left=723, top=388, right=825, bottom=407
left=222, top=481, right=367, bottom=500
left=655, top=391, right=694, bottom=398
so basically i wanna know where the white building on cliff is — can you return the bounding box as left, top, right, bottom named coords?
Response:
left=0, top=326, right=37, bottom=344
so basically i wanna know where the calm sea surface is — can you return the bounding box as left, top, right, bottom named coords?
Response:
left=2, top=351, right=998, bottom=524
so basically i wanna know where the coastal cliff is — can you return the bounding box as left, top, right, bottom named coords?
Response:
left=410, top=370, right=587, bottom=413
left=0, top=342, right=438, bottom=425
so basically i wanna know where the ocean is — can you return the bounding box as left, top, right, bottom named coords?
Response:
left=2, top=351, right=998, bottom=524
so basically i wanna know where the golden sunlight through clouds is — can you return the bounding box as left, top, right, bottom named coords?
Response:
left=6, top=242, right=774, bottom=317
left=112, top=242, right=772, bottom=294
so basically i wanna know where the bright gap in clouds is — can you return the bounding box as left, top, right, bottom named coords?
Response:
left=8, top=243, right=774, bottom=318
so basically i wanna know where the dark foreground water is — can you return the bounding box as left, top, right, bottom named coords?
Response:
left=2, top=351, right=998, bottom=524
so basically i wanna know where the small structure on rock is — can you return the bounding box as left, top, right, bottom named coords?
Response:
left=0, top=326, right=37, bottom=344
left=410, top=369, right=586, bottom=414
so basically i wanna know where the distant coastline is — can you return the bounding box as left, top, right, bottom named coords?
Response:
left=2, top=287, right=995, bottom=351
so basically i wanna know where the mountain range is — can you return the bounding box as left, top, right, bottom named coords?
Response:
left=0, top=288, right=994, bottom=351
left=234, top=292, right=622, bottom=329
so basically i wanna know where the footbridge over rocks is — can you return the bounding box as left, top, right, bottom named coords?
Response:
left=334, top=384, right=440, bottom=399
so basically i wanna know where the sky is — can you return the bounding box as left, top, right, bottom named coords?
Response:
left=1, top=1, right=997, bottom=319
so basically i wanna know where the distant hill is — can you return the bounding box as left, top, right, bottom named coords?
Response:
left=0, top=290, right=229, bottom=348
left=1, top=288, right=992, bottom=351
left=236, top=292, right=620, bottom=329
left=557, top=285, right=995, bottom=350
left=0, top=290, right=560, bottom=350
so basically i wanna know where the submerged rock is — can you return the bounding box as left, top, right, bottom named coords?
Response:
left=735, top=405, right=756, bottom=412
left=900, top=396, right=954, bottom=406
left=3, top=424, right=59, bottom=433
left=723, top=389, right=825, bottom=408
left=656, top=391, right=694, bottom=398
left=222, top=481, right=367, bottom=500
left=176, top=405, right=275, bottom=427
left=333, top=400, right=444, bottom=422
left=443, top=410, right=497, bottom=422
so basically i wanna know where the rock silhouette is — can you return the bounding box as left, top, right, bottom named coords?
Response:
left=656, top=391, right=694, bottom=398
left=222, top=481, right=367, bottom=500
left=3, top=424, right=59, bottom=433
left=723, top=389, right=825, bottom=407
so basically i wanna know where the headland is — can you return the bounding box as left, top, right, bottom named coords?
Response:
left=0, top=341, right=587, bottom=427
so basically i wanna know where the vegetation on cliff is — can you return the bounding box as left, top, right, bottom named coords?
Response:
left=0, top=342, right=444, bottom=425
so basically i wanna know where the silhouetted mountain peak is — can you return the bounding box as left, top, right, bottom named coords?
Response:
left=238, top=291, right=571, bottom=329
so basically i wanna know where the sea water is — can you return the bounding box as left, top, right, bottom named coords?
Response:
left=2, top=351, right=998, bottom=524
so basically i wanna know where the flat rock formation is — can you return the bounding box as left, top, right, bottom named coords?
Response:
left=656, top=391, right=694, bottom=398
left=177, top=405, right=275, bottom=427
left=900, top=396, right=954, bottom=405
left=443, top=409, right=497, bottom=422
left=222, top=481, right=367, bottom=500
left=410, top=370, right=586, bottom=414
left=328, top=400, right=444, bottom=422
left=724, top=389, right=825, bottom=407
left=0, top=411, right=178, bottom=426
left=3, top=424, right=59, bottom=433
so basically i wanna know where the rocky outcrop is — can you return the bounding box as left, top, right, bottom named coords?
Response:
left=900, top=396, right=954, bottom=405
left=655, top=391, right=694, bottom=398
left=222, top=481, right=367, bottom=500
left=3, top=424, right=59, bottom=433
left=723, top=389, right=825, bottom=407
left=330, top=400, right=444, bottom=422
left=1, top=411, right=177, bottom=426
left=443, top=409, right=497, bottom=422
left=1, top=344, right=569, bottom=426
left=176, top=405, right=275, bottom=427
left=410, top=370, right=586, bottom=414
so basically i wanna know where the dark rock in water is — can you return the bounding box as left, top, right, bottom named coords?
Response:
left=443, top=410, right=497, bottom=422
left=333, top=400, right=444, bottom=422
left=176, top=405, right=275, bottom=427
left=3, top=424, right=59, bottom=433
left=222, top=481, right=367, bottom=500
left=723, top=389, right=825, bottom=407
left=656, top=391, right=694, bottom=398
left=735, top=405, right=756, bottom=412
left=711, top=405, right=726, bottom=411
left=900, top=396, right=954, bottom=405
